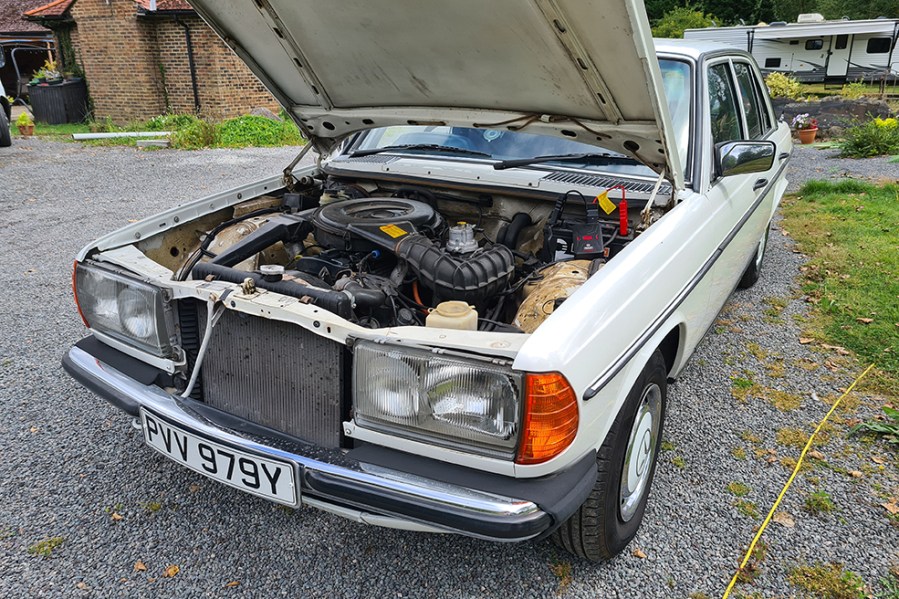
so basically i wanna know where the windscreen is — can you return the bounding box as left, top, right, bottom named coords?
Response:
left=352, top=59, right=692, bottom=175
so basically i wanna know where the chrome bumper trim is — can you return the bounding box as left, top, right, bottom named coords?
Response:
left=64, top=346, right=547, bottom=540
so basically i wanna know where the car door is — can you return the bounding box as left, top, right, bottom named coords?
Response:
left=701, top=56, right=790, bottom=310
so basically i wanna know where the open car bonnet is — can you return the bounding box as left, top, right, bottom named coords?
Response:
left=189, top=0, right=683, bottom=189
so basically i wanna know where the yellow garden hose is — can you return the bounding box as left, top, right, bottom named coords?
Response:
left=721, top=363, right=876, bottom=599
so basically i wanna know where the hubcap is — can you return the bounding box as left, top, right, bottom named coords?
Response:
left=619, top=383, right=662, bottom=522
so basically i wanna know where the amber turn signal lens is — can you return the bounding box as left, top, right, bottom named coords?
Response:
left=72, top=261, right=89, bottom=327
left=516, top=372, right=578, bottom=464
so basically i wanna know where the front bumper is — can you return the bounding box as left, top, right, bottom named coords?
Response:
left=63, top=343, right=597, bottom=542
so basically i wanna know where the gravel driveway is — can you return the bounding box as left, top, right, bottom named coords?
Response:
left=0, top=140, right=896, bottom=598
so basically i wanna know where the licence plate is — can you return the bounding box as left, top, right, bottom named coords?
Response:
left=140, top=409, right=297, bottom=505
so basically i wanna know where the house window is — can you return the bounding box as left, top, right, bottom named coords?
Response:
left=867, top=37, right=892, bottom=54
left=765, top=57, right=782, bottom=68
left=805, top=39, right=824, bottom=50
left=834, top=35, right=848, bottom=50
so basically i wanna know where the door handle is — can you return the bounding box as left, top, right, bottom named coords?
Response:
left=753, top=178, right=768, bottom=191
left=779, top=152, right=790, bottom=161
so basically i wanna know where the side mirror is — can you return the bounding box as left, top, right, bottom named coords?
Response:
left=715, top=140, right=775, bottom=178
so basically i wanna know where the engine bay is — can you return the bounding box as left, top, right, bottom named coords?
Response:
left=140, top=174, right=669, bottom=333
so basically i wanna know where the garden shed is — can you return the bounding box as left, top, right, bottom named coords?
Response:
left=0, top=0, right=55, bottom=102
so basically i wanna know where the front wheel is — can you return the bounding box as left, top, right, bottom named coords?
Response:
left=551, top=350, right=667, bottom=561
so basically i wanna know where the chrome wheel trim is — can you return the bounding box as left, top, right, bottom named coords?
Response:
left=619, top=383, right=662, bottom=523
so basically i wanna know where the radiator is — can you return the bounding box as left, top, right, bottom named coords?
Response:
left=196, top=308, right=345, bottom=448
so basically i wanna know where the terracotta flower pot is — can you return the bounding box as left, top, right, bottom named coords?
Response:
left=18, top=124, right=34, bottom=136
left=798, top=127, right=817, bottom=144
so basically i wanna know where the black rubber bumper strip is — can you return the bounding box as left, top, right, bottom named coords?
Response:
left=62, top=336, right=159, bottom=416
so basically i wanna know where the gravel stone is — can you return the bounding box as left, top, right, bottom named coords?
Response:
left=0, top=140, right=897, bottom=598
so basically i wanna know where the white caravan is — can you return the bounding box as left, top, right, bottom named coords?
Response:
left=685, top=14, right=899, bottom=83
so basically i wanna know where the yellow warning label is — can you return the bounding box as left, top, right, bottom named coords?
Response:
left=595, top=190, right=617, bottom=215
left=379, top=224, right=408, bottom=238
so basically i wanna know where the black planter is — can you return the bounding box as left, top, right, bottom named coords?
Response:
left=29, top=79, right=89, bottom=125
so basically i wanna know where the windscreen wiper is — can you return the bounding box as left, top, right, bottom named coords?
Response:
left=493, top=152, right=637, bottom=170
left=349, top=144, right=492, bottom=158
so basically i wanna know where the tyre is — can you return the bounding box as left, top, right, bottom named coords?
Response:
left=737, top=222, right=770, bottom=289
left=0, top=109, right=11, bottom=148
left=551, top=350, right=667, bottom=561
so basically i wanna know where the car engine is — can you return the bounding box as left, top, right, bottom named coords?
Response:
left=152, top=176, right=655, bottom=333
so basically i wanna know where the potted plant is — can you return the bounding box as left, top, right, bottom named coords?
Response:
left=792, top=113, right=818, bottom=144
left=16, top=112, right=34, bottom=136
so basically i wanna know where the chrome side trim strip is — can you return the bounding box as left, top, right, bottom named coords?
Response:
left=584, top=155, right=791, bottom=399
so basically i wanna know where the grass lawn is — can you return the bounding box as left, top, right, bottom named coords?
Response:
left=799, top=82, right=899, bottom=97
left=33, top=122, right=92, bottom=142
left=781, top=180, right=899, bottom=393
left=27, top=114, right=305, bottom=149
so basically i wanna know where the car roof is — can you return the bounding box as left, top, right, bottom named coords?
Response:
left=654, top=38, right=743, bottom=60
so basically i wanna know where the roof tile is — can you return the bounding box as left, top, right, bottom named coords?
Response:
left=2, top=0, right=54, bottom=31
left=22, top=0, right=75, bottom=20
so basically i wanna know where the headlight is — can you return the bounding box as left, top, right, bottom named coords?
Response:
left=74, top=262, right=175, bottom=357
left=353, top=341, right=521, bottom=456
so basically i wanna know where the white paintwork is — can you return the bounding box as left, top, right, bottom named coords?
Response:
left=66, top=13, right=801, bottom=552
left=187, top=0, right=683, bottom=188
left=75, top=42, right=792, bottom=481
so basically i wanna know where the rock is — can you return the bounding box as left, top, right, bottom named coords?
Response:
left=249, top=107, right=283, bottom=121
left=773, top=96, right=894, bottom=137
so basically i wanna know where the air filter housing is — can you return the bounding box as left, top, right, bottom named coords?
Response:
left=311, top=197, right=444, bottom=252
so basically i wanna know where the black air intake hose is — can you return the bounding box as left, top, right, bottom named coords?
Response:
left=499, top=212, right=533, bottom=249
left=395, top=235, right=514, bottom=303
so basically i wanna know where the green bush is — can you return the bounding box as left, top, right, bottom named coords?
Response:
left=839, top=118, right=899, bottom=158
left=170, top=119, right=217, bottom=149
left=839, top=81, right=866, bottom=100
left=216, top=115, right=304, bottom=147
left=145, top=113, right=199, bottom=131
left=765, top=72, right=803, bottom=100
left=651, top=6, right=716, bottom=39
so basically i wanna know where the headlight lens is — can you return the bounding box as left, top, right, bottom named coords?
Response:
left=74, top=262, right=175, bottom=357
left=353, top=341, right=521, bottom=456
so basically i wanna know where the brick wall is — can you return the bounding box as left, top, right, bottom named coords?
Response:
left=153, top=16, right=280, bottom=120
left=70, top=0, right=164, bottom=121
left=65, top=0, right=279, bottom=123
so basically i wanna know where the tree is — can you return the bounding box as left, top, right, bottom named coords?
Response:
left=816, top=0, right=898, bottom=19
left=652, top=6, right=718, bottom=38
left=645, top=0, right=683, bottom=22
